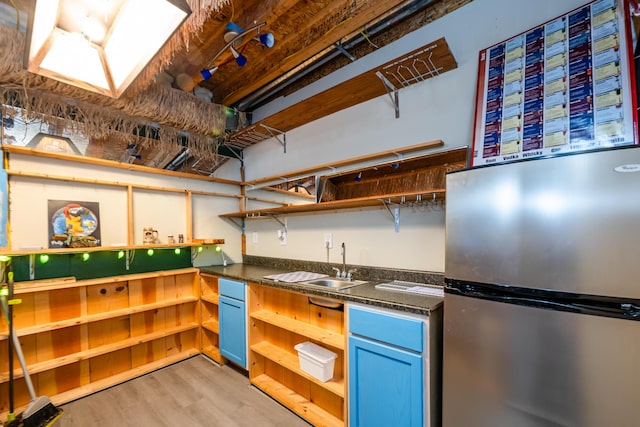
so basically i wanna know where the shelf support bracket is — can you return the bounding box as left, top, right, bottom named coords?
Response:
left=222, top=144, right=244, bottom=163
left=380, top=200, right=401, bottom=233
left=375, top=71, right=400, bottom=119
left=268, top=214, right=287, bottom=231
left=261, top=124, right=287, bottom=153
left=224, top=217, right=245, bottom=230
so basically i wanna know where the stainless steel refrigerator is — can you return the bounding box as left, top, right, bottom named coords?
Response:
left=443, top=146, right=640, bottom=427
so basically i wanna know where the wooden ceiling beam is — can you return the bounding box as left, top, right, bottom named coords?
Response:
left=219, top=0, right=409, bottom=105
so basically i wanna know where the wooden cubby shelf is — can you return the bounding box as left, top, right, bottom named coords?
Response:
left=0, top=297, right=198, bottom=341
left=248, top=284, right=346, bottom=426
left=199, top=273, right=222, bottom=364
left=251, top=341, right=344, bottom=397
left=0, top=324, right=198, bottom=382
left=250, top=310, right=345, bottom=350
left=202, top=319, right=220, bottom=334
left=0, top=268, right=203, bottom=418
left=252, top=374, right=343, bottom=427
left=201, top=294, right=219, bottom=305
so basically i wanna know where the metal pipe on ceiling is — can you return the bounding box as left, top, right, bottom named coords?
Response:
left=234, top=0, right=439, bottom=112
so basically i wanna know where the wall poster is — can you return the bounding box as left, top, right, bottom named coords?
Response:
left=48, top=200, right=101, bottom=248
left=471, top=0, right=638, bottom=167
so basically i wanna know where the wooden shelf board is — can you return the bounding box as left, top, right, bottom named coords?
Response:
left=4, top=145, right=240, bottom=185
left=13, top=268, right=199, bottom=294
left=221, top=190, right=446, bottom=219
left=202, top=319, right=220, bottom=334
left=0, top=323, right=199, bottom=382
left=1, top=296, right=199, bottom=341
left=201, top=294, right=219, bottom=305
left=201, top=345, right=222, bottom=364
left=2, top=242, right=224, bottom=257
left=251, top=341, right=344, bottom=397
left=0, top=350, right=200, bottom=420
left=250, top=310, right=344, bottom=350
left=242, top=140, right=444, bottom=187
left=251, top=374, right=343, bottom=427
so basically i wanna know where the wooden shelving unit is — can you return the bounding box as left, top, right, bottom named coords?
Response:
left=222, top=147, right=467, bottom=221
left=248, top=284, right=346, bottom=427
left=0, top=268, right=202, bottom=417
left=199, top=273, right=222, bottom=363
left=221, top=190, right=446, bottom=218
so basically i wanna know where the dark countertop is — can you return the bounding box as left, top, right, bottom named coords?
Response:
left=199, top=263, right=443, bottom=316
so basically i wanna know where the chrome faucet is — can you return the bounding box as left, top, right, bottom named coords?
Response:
left=332, top=242, right=356, bottom=280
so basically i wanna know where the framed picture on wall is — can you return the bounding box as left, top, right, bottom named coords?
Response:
left=471, top=0, right=638, bottom=167
left=48, top=200, right=101, bottom=248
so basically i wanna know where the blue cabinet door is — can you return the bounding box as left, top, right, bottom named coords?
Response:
left=219, top=295, right=246, bottom=368
left=349, top=335, right=423, bottom=427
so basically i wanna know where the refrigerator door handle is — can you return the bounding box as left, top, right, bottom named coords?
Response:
left=621, top=303, right=640, bottom=318
left=447, top=281, right=640, bottom=321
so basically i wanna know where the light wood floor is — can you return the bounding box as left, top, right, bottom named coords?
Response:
left=57, top=356, right=311, bottom=427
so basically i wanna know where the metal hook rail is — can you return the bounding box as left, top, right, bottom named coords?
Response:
left=378, top=192, right=445, bottom=232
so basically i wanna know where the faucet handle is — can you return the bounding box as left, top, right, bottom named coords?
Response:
left=347, top=269, right=357, bottom=281
left=331, top=267, right=341, bottom=277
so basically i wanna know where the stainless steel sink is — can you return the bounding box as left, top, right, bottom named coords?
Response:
left=300, top=278, right=367, bottom=290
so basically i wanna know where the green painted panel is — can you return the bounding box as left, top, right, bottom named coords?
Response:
left=3, top=247, right=192, bottom=282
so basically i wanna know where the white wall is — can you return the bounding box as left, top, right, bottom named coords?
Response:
left=229, top=0, right=589, bottom=273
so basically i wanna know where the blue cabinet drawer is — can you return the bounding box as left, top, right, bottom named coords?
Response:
left=219, top=278, right=246, bottom=301
left=349, top=306, right=424, bottom=353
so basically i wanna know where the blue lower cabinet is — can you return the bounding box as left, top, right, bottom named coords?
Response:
left=219, top=278, right=247, bottom=368
left=348, top=335, right=424, bottom=427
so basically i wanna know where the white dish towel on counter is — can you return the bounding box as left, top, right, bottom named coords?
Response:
left=263, top=271, right=328, bottom=283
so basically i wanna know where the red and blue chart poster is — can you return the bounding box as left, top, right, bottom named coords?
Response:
left=471, top=0, right=637, bottom=167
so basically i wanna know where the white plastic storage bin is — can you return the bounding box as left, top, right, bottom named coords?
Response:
left=294, top=341, right=338, bottom=382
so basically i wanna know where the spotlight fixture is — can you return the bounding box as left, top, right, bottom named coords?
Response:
left=355, top=172, right=362, bottom=182
left=26, top=0, right=192, bottom=98
left=230, top=46, right=247, bottom=67
left=200, top=22, right=275, bottom=81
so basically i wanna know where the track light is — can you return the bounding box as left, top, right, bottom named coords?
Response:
left=230, top=46, right=247, bottom=66
left=256, top=32, right=275, bottom=48
left=200, top=66, right=218, bottom=80
left=225, top=21, right=244, bottom=42
left=199, top=22, right=274, bottom=81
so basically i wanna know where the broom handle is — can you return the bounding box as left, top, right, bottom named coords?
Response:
left=0, top=293, right=37, bottom=401
left=6, top=285, right=14, bottom=416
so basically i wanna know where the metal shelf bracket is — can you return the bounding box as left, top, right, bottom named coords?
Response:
left=223, top=216, right=245, bottom=231
left=268, top=214, right=287, bottom=231
left=376, top=71, right=399, bottom=118
left=380, top=199, right=401, bottom=233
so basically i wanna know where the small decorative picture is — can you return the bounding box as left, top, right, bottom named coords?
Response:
left=48, top=200, right=101, bottom=248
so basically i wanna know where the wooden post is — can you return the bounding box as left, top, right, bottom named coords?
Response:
left=127, top=185, right=134, bottom=245
left=185, top=191, right=193, bottom=242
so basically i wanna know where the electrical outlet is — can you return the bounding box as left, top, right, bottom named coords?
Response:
left=324, top=232, right=333, bottom=249
left=279, top=230, right=287, bottom=245
left=252, top=232, right=259, bottom=243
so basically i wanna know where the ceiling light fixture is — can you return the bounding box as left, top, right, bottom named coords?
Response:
left=200, top=21, right=274, bottom=81
left=25, top=0, right=192, bottom=98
